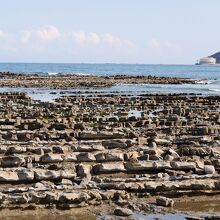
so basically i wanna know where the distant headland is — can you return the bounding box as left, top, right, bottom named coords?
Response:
left=196, top=52, right=220, bottom=65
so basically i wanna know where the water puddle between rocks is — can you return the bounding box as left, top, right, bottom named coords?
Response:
left=2, top=200, right=220, bottom=220
left=174, top=198, right=220, bottom=214
left=132, top=213, right=187, bottom=220
left=128, top=110, right=143, bottom=118
left=0, top=214, right=97, bottom=220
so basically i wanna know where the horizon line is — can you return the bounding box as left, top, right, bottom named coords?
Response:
left=0, top=62, right=193, bottom=65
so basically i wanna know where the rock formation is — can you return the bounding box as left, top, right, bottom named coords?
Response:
left=0, top=72, right=197, bottom=89
left=0, top=91, right=219, bottom=214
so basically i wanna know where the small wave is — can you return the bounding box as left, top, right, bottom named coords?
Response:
left=197, top=79, right=215, bottom=84
left=56, top=72, right=92, bottom=76
left=47, top=72, right=59, bottom=76
left=73, top=72, right=91, bottom=76
left=208, top=89, right=220, bottom=92
left=31, top=72, right=92, bottom=76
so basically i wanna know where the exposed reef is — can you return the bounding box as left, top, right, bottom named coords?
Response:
left=0, top=91, right=219, bottom=218
left=0, top=72, right=197, bottom=89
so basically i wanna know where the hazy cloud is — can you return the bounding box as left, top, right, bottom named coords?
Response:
left=148, top=38, right=160, bottom=49
left=0, top=30, right=17, bottom=52
left=0, top=30, right=9, bottom=39
left=72, top=31, right=101, bottom=45
left=148, top=38, right=179, bottom=50
left=87, top=32, right=101, bottom=45
left=103, top=33, right=122, bottom=47
left=20, top=26, right=61, bottom=44
left=35, top=26, right=61, bottom=41
left=0, top=26, right=171, bottom=63
left=72, top=31, right=134, bottom=49
left=73, top=31, right=86, bottom=44
left=0, top=25, right=134, bottom=48
left=20, top=31, right=31, bottom=43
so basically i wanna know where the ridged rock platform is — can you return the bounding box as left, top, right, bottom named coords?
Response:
left=0, top=92, right=219, bottom=214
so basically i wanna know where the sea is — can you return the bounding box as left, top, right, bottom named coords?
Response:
left=0, top=63, right=220, bottom=101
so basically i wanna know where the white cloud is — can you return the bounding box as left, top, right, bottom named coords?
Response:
left=0, top=30, right=8, bottom=38
left=0, top=30, right=17, bottom=52
left=148, top=38, right=179, bottom=50
left=73, top=31, right=101, bottom=45
left=164, top=41, right=179, bottom=49
left=34, top=25, right=61, bottom=41
left=103, top=33, right=122, bottom=47
left=20, top=31, right=31, bottom=43
left=1, top=27, right=135, bottom=52
left=73, top=31, right=86, bottom=44
left=20, top=26, right=61, bottom=44
left=0, top=27, right=137, bottom=62
left=72, top=31, right=133, bottom=48
left=148, top=38, right=160, bottom=49
left=87, top=32, right=100, bottom=45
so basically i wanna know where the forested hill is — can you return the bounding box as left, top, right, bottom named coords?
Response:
left=210, top=52, right=220, bottom=63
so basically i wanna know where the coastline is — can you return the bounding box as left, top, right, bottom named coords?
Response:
left=0, top=72, right=197, bottom=89
left=0, top=194, right=220, bottom=219
left=0, top=86, right=218, bottom=219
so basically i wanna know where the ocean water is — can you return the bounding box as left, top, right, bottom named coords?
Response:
left=1, top=63, right=220, bottom=79
left=0, top=63, right=220, bottom=100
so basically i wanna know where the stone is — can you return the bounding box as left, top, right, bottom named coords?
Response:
left=95, top=152, right=124, bottom=162
left=6, top=146, right=26, bottom=154
left=125, top=161, right=171, bottom=171
left=50, top=123, right=67, bottom=130
left=0, top=170, right=34, bottom=182
left=79, top=131, right=125, bottom=140
left=204, top=165, right=215, bottom=175
left=124, top=151, right=139, bottom=161
left=7, top=193, right=32, bottom=204
left=144, top=148, right=164, bottom=156
left=154, top=138, right=171, bottom=145
left=65, top=153, right=77, bottom=162
left=76, top=152, right=96, bottom=162
left=1, top=155, right=26, bottom=167
left=164, top=154, right=174, bottom=161
left=180, top=147, right=212, bottom=157
left=72, top=144, right=105, bottom=152
left=149, top=141, right=157, bottom=148
left=114, top=207, right=133, bottom=216
left=156, top=196, right=174, bottom=207
left=52, top=146, right=64, bottom=154
left=93, top=162, right=125, bottom=174
left=59, top=192, right=90, bottom=204
left=61, top=179, right=73, bottom=185
left=171, top=161, right=196, bottom=170
left=186, top=216, right=205, bottom=220
left=204, top=215, right=220, bottom=220
left=77, top=164, right=92, bottom=178
left=34, top=169, right=76, bottom=180
left=40, top=153, right=63, bottom=163
left=102, top=140, right=128, bottom=149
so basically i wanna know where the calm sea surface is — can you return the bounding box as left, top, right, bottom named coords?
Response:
left=0, top=63, right=220, bottom=79
left=0, top=63, right=220, bottom=100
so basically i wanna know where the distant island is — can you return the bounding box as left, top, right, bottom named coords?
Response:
left=197, top=52, right=220, bottom=65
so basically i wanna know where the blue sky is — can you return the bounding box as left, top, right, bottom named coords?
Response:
left=0, top=0, right=219, bottom=64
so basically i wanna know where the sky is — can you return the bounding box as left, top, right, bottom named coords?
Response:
left=0, top=0, right=219, bottom=64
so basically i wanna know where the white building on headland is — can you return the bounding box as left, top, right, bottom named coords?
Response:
left=198, top=57, right=216, bottom=65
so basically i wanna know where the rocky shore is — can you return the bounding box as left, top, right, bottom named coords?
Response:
left=0, top=72, right=197, bottom=89
left=0, top=91, right=219, bottom=219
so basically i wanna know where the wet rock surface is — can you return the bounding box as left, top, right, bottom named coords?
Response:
left=0, top=91, right=219, bottom=215
left=0, top=72, right=197, bottom=89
